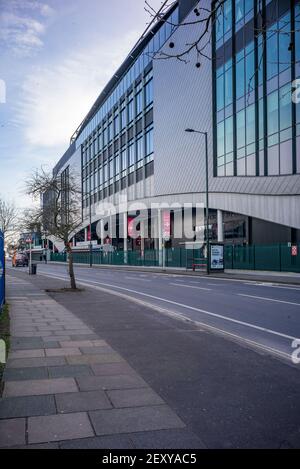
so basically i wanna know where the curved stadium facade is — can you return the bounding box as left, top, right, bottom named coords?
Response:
left=49, top=0, right=300, bottom=262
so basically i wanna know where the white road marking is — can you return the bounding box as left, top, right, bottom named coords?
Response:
left=238, top=293, right=300, bottom=307
left=169, top=283, right=211, bottom=291
left=37, top=271, right=297, bottom=342
left=36, top=271, right=294, bottom=362
left=243, top=282, right=300, bottom=292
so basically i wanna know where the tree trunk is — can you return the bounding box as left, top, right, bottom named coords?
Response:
left=66, top=243, right=77, bottom=290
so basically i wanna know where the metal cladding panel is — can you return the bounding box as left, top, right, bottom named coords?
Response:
left=153, top=2, right=213, bottom=197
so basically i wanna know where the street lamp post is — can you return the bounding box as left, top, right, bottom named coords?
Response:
left=185, top=128, right=210, bottom=275
left=89, top=191, right=92, bottom=268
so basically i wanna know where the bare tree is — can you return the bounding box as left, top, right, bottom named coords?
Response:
left=145, top=0, right=299, bottom=82
left=25, top=167, right=82, bottom=290
left=0, top=197, right=19, bottom=244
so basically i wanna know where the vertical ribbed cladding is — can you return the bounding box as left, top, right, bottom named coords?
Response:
left=178, top=0, right=200, bottom=22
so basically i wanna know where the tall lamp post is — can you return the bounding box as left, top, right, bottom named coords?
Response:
left=89, top=191, right=92, bottom=268
left=185, top=128, right=210, bottom=275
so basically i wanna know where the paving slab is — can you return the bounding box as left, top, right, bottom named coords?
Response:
left=0, top=418, right=26, bottom=448
left=59, top=339, right=107, bottom=348
left=43, top=336, right=71, bottom=343
left=28, top=412, right=94, bottom=444
left=0, top=395, right=56, bottom=419
left=3, top=366, right=48, bottom=381
left=67, top=353, right=124, bottom=365
left=48, top=364, right=93, bottom=379
left=55, top=390, right=112, bottom=413
left=8, top=349, right=45, bottom=359
left=10, top=337, right=44, bottom=350
left=7, top=356, right=66, bottom=368
left=45, top=347, right=81, bottom=357
left=3, top=377, right=78, bottom=397
left=107, top=387, right=164, bottom=408
left=89, top=405, right=185, bottom=436
left=76, top=374, right=149, bottom=391
left=59, top=435, right=134, bottom=449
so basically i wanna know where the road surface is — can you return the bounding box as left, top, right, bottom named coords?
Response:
left=8, top=263, right=300, bottom=364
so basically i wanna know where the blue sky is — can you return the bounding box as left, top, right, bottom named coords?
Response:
left=0, top=0, right=162, bottom=207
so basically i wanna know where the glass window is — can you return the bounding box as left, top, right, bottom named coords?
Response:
left=121, top=107, right=126, bottom=129
left=236, top=59, right=245, bottom=98
left=145, top=127, right=153, bottom=155
left=236, top=109, right=245, bottom=149
left=114, top=115, right=119, bottom=135
left=217, top=121, right=225, bottom=156
left=246, top=104, right=255, bottom=144
left=103, top=127, right=108, bottom=146
left=145, top=78, right=153, bottom=107
left=278, top=13, right=291, bottom=73
left=267, top=32, right=278, bottom=80
left=216, top=73, right=224, bottom=111
left=136, top=90, right=143, bottom=116
left=128, top=140, right=135, bottom=166
left=224, top=0, right=232, bottom=34
left=136, top=134, right=144, bottom=161
left=121, top=147, right=127, bottom=170
left=245, top=48, right=254, bottom=95
left=279, top=84, right=292, bottom=131
left=245, top=0, right=253, bottom=14
left=296, top=4, right=300, bottom=66
left=108, top=121, right=113, bottom=142
left=103, top=164, right=108, bottom=183
left=115, top=154, right=120, bottom=175
left=224, top=66, right=233, bottom=106
left=235, top=0, right=244, bottom=22
left=267, top=90, right=279, bottom=136
left=109, top=159, right=114, bottom=178
left=225, top=116, right=233, bottom=153
left=128, top=99, right=134, bottom=123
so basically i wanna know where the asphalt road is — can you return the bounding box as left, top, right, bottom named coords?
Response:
left=7, top=263, right=300, bottom=363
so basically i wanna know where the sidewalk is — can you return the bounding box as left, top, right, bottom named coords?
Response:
left=2, top=269, right=300, bottom=448
left=0, top=272, right=201, bottom=449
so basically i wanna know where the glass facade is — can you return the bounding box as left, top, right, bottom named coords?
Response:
left=214, top=0, right=300, bottom=177
left=81, top=7, right=179, bottom=207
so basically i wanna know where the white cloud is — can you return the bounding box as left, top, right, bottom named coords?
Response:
left=15, top=30, right=139, bottom=148
left=0, top=0, right=53, bottom=56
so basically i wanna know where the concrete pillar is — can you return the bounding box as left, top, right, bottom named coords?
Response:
left=217, top=209, right=224, bottom=243
left=123, top=212, right=128, bottom=264
left=84, top=227, right=88, bottom=242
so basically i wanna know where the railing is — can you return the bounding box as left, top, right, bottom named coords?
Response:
left=49, top=243, right=300, bottom=273
left=224, top=244, right=300, bottom=273
left=50, top=248, right=206, bottom=270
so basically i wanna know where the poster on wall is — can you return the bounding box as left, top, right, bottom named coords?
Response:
left=162, top=211, right=171, bottom=241
left=210, top=243, right=224, bottom=271
left=0, top=231, right=4, bottom=313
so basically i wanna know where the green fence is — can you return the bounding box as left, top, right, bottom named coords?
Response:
left=50, top=243, right=300, bottom=273
left=224, top=244, right=300, bottom=272
left=50, top=248, right=204, bottom=269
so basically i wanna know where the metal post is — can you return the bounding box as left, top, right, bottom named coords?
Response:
left=185, top=128, right=210, bottom=275
left=123, top=212, right=128, bottom=264
left=204, top=132, right=210, bottom=275
left=89, top=193, right=92, bottom=268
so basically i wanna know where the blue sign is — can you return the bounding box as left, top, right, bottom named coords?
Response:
left=0, top=231, right=4, bottom=313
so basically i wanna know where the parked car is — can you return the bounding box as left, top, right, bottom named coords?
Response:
left=13, top=253, right=29, bottom=267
